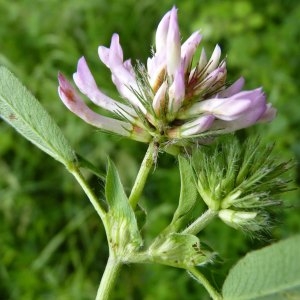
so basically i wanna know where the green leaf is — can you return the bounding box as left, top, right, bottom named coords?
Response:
left=104, top=159, right=142, bottom=259
left=222, top=235, right=300, bottom=300
left=0, top=66, right=76, bottom=165
left=168, top=155, right=198, bottom=231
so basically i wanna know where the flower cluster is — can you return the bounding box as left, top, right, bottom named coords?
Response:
left=58, top=7, right=275, bottom=149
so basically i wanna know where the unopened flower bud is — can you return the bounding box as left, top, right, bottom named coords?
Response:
left=192, top=135, right=293, bottom=233
left=218, top=209, right=258, bottom=230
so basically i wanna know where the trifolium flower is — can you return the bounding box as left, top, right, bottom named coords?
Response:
left=58, top=7, right=276, bottom=149
left=192, top=136, right=293, bottom=232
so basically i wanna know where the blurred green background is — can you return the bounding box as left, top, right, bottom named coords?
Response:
left=0, top=0, right=299, bottom=299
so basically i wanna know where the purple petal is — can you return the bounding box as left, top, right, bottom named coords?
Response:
left=181, top=31, right=202, bottom=71
left=155, top=9, right=171, bottom=53
left=98, top=34, right=123, bottom=68
left=98, top=46, right=110, bottom=67
left=98, top=35, right=146, bottom=111
left=109, top=33, right=123, bottom=64
left=110, top=74, right=146, bottom=113
left=198, top=48, right=207, bottom=70
left=180, top=115, right=215, bottom=137
left=210, top=89, right=267, bottom=132
left=230, top=88, right=262, bottom=101
left=168, top=63, right=185, bottom=119
left=152, top=82, right=168, bottom=116
left=183, top=97, right=252, bottom=121
left=98, top=34, right=136, bottom=87
left=205, top=44, right=222, bottom=75
left=73, top=57, right=135, bottom=116
left=58, top=73, right=132, bottom=135
left=166, top=7, right=181, bottom=77
left=147, top=54, right=166, bottom=89
left=200, top=64, right=227, bottom=91
left=258, top=103, right=277, bottom=122
left=220, top=77, right=245, bottom=97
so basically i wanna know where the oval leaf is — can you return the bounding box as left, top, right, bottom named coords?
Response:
left=0, top=66, right=76, bottom=165
left=222, top=235, right=300, bottom=300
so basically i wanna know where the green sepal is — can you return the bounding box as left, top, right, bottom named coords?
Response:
left=147, top=233, right=213, bottom=269
left=104, top=158, right=143, bottom=259
left=163, top=155, right=198, bottom=234
left=222, top=234, right=300, bottom=300
left=0, top=66, right=76, bottom=166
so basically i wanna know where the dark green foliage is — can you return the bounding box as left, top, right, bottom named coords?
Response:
left=1, top=0, right=299, bottom=299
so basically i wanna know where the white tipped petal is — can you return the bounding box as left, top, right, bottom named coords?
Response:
left=155, top=10, right=171, bottom=53
left=180, top=115, right=215, bottom=136
left=219, top=209, right=257, bottom=229
left=168, top=64, right=185, bottom=118
left=181, top=31, right=202, bottom=71
left=206, top=44, right=221, bottom=74
left=168, top=115, right=215, bottom=138
left=166, top=7, right=181, bottom=77
left=153, top=82, right=168, bottom=116
left=98, top=46, right=110, bottom=67
left=198, top=48, right=208, bottom=70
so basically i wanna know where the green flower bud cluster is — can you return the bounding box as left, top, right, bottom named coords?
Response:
left=192, top=136, right=293, bottom=232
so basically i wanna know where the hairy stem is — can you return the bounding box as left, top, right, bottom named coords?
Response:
left=96, top=256, right=122, bottom=300
left=188, top=267, right=223, bottom=300
left=129, top=141, right=155, bottom=209
left=68, top=164, right=106, bottom=220
left=182, top=209, right=217, bottom=235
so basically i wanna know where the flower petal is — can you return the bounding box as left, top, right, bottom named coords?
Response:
left=220, top=77, right=245, bottom=97
left=166, top=7, right=181, bottom=77
left=168, top=115, right=215, bottom=138
left=181, top=31, right=202, bottom=71
left=155, top=9, right=171, bottom=53
left=180, top=91, right=253, bottom=121
left=58, top=73, right=131, bottom=135
left=98, top=35, right=147, bottom=112
left=99, top=35, right=136, bottom=86
left=153, top=81, right=168, bottom=116
left=200, top=64, right=227, bottom=92
left=73, top=57, right=135, bottom=116
left=168, top=63, right=185, bottom=119
left=205, top=44, right=222, bottom=75
left=258, top=103, right=277, bottom=122
left=210, top=89, right=267, bottom=132
left=198, top=48, right=207, bottom=70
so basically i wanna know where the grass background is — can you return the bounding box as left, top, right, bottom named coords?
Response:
left=0, top=0, right=300, bottom=299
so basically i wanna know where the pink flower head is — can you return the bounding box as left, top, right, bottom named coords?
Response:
left=58, top=7, right=276, bottom=149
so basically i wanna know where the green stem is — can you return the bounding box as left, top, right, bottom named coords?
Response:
left=95, top=256, right=122, bottom=300
left=129, top=142, right=155, bottom=209
left=182, top=209, right=217, bottom=235
left=68, top=164, right=106, bottom=220
left=188, top=267, right=222, bottom=300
